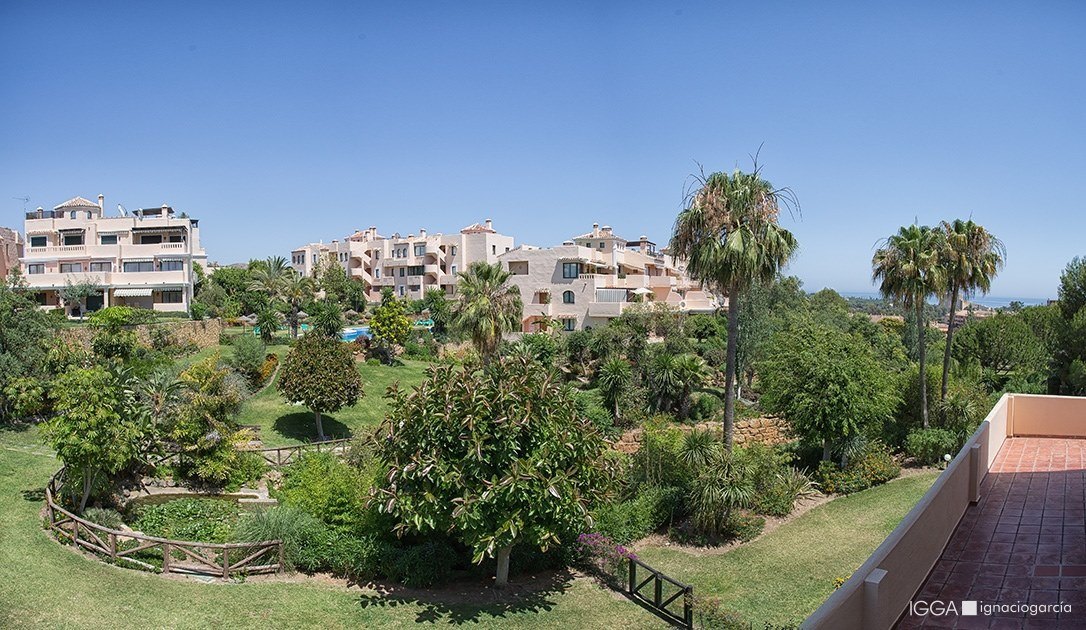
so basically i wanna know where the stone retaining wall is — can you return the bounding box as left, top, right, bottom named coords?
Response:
left=60, top=318, right=223, bottom=350
left=614, top=416, right=791, bottom=454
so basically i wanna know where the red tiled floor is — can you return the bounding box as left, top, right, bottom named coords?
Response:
left=896, top=438, right=1086, bottom=629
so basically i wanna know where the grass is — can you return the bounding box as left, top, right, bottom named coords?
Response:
left=636, top=471, right=940, bottom=627
left=0, top=425, right=661, bottom=629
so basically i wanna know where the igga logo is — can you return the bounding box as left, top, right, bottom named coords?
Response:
left=909, top=600, right=975, bottom=616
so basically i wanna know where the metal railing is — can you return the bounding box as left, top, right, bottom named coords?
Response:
left=628, top=557, right=693, bottom=628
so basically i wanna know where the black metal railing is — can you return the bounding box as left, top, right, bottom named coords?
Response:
left=628, top=557, right=693, bottom=628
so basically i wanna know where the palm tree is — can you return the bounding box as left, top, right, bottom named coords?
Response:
left=938, top=219, right=1006, bottom=400
left=279, top=272, right=315, bottom=339
left=872, top=224, right=945, bottom=428
left=249, top=256, right=290, bottom=297
left=451, top=262, right=523, bottom=364
left=597, top=357, right=632, bottom=420
left=669, top=167, right=798, bottom=447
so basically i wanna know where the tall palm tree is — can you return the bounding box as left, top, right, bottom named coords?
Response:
left=249, top=256, right=290, bottom=297
left=873, top=224, right=945, bottom=428
left=938, top=219, right=1006, bottom=400
left=669, top=168, right=798, bottom=448
left=280, top=272, right=315, bottom=339
left=597, top=357, right=632, bottom=420
left=451, top=262, right=523, bottom=364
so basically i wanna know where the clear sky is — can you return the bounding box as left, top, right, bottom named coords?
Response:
left=2, top=1, right=1083, bottom=298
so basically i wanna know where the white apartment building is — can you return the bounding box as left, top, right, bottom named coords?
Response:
left=21, top=195, right=207, bottom=315
left=499, top=223, right=719, bottom=331
left=291, top=219, right=515, bottom=301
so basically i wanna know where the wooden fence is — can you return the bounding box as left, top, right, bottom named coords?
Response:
left=628, top=557, right=694, bottom=628
left=45, top=472, right=282, bottom=579
left=153, top=438, right=353, bottom=469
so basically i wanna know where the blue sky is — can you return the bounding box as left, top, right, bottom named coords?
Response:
left=2, top=1, right=1083, bottom=298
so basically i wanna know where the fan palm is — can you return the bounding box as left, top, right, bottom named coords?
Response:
left=937, top=220, right=1006, bottom=400
left=451, top=262, right=523, bottom=364
left=872, top=224, right=945, bottom=428
left=669, top=167, right=798, bottom=447
left=280, top=272, right=315, bottom=339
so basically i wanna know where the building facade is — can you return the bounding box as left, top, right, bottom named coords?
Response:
left=291, top=219, right=514, bottom=301
left=0, top=226, right=22, bottom=280
left=498, top=223, right=718, bottom=331
left=21, top=195, right=207, bottom=315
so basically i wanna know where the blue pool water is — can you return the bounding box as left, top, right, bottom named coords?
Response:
left=341, top=326, right=371, bottom=342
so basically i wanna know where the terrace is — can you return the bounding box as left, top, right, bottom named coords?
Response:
left=806, top=395, right=1086, bottom=629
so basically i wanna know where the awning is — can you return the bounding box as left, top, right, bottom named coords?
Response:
left=113, top=288, right=153, bottom=297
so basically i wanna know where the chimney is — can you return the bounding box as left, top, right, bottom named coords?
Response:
left=602, top=225, right=612, bottom=235
left=592, top=222, right=599, bottom=235
left=419, top=228, right=427, bottom=238
left=485, top=219, right=493, bottom=231
left=97, top=194, right=104, bottom=210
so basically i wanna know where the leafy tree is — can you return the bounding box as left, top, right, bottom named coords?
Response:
left=59, top=278, right=102, bottom=320
left=597, top=358, right=632, bottom=420
left=342, top=278, right=370, bottom=314
left=421, top=288, right=452, bottom=335
left=735, top=275, right=806, bottom=392
left=277, top=334, right=363, bottom=441
left=670, top=166, right=799, bottom=448
left=373, top=357, right=613, bottom=586
left=953, top=313, right=1047, bottom=389
left=648, top=352, right=708, bottom=419
left=452, top=262, right=523, bottom=364
left=0, top=273, right=53, bottom=421
left=369, top=289, right=411, bottom=363
left=41, top=366, right=146, bottom=512
left=760, top=320, right=899, bottom=461
left=872, top=224, right=945, bottom=428
left=255, top=308, right=281, bottom=343
left=318, top=255, right=350, bottom=301
left=937, top=220, right=1005, bottom=400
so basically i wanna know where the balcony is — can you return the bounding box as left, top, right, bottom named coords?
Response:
left=807, top=394, right=1086, bottom=629
left=23, top=269, right=189, bottom=290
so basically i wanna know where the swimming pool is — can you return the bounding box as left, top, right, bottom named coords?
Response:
left=341, top=326, right=371, bottom=342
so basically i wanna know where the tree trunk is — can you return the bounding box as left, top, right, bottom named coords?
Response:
left=822, top=439, right=832, bottom=462
left=315, top=411, right=325, bottom=441
left=940, top=284, right=959, bottom=401
left=78, top=468, right=96, bottom=514
left=917, top=304, right=929, bottom=429
left=613, top=396, right=620, bottom=422
left=495, top=545, right=512, bottom=587
left=723, top=284, right=740, bottom=450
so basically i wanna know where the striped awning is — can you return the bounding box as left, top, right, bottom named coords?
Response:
left=113, top=288, right=153, bottom=297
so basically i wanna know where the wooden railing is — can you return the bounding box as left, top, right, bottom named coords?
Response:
left=628, top=557, right=694, bottom=628
left=44, top=472, right=282, bottom=578
left=153, top=438, right=353, bottom=470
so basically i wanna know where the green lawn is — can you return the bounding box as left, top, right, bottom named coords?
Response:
left=636, top=471, right=939, bottom=627
left=0, top=426, right=661, bottom=629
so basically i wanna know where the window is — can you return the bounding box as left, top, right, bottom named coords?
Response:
left=169, top=235, right=183, bottom=243
left=374, top=268, right=381, bottom=279
left=407, top=265, right=424, bottom=276
left=414, top=244, right=425, bottom=257
left=123, top=261, right=155, bottom=273
left=450, top=265, right=457, bottom=275
left=30, top=236, right=47, bottom=248
left=89, top=262, right=111, bottom=272
left=26, top=264, right=44, bottom=275
left=562, top=262, right=581, bottom=279
left=599, top=242, right=604, bottom=249
left=399, top=268, right=406, bottom=277
left=160, top=260, right=184, bottom=271
left=69, top=211, right=77, bottom=219
left=563, top=290, right=575, bottom=304
left=156, top=290, right=183, bottom=304
left=492, top=245, right=496, bottom=255
left=562, top=318, right=576, bottom=331
left=100, top=234, right=118, bottom=245
left=374, top=251, right=380, bottom=260
left=140, top=235, right=163, bottom=245
left=398, top=286, right=405, bottom=296
left=450, top=246, right=457, bottom=256
left=60, top=262, right=82, bottom=273
left=63, top=233, right=84, bottom=246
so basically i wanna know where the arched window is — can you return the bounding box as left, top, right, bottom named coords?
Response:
left=563, top=290, right=575, bottom=304
left=69, top=211, right=77, bottom=219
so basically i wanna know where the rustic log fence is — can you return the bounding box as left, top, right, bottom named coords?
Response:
left=152, top=438, right=353, bottom=470
left=44, top=471, right=281, bottom=578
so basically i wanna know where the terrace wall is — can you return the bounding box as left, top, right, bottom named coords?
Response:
left=60, top=318, right=223, bottom=350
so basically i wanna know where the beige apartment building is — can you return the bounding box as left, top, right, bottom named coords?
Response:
left=0, top=226, right=22, bottom=279
left=499, top=223, right=719, bottom=331
left=291, top=219, right=515, bottom=301
left=21, top=195, right=207, bottom=315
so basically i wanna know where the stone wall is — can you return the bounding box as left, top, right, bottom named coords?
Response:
left=613, top=416, right=792, bottom=454
left=60, top=318, right=223, bottom=350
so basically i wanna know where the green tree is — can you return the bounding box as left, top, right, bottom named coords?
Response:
left=59, top=278, right=102, bottom=320
left=170, top=357, right=252, bottom=486
left=369, top=289, right=411, bottom=363
left=669, top=167, right=799, bottom=447
left=373, top=358, right=613, bottom=586
left=42, top=366, right=145, bottom=512
left=277, top=334, right=363, bottom=441
left=309, top=299, right=345, bottom=339
left=872, top=224, right=945, bottom=428
left=953, top=313, right=1047, bottom=390
left=597, top=357, right=632, bottom=420
left=0, top=272, right=53, bottom=422
left=937, top=220, right=1006, bottom=400
left=760, top=320, right=898, bottom=461
left=421, top=288, right=452, bottom=336
left=255, top=308, right=281, bottom=343
left=451, top=262, right=523, bottom=363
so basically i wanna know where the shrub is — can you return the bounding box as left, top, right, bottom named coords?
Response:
left=130, top=498, right=240, bottom=543
left=576, top=532, right=637, bottom=587
left=387, top=540, right=459, bottom=587
left=574, top=389, right=615, bottom=436
left=275, top=453, right=374, bottom=534
left=83, top=507, right=124, bottom=530
left=317, top=532, right=396, bottom=580
left=735, top=444, right=815, bottom=517
left=905, top=428, right=959, bottom=466
left=694, top=596, right=748, bottom=630
left=88, top=306, right=156, bottom=329
left=594, top=485, right=683, bottom=544
left=725, top=512, right=765, bottom=542
left=629, top=421, right=689, bottom=490
left=233, top=506, right=326, bottom=571
left=3, top=376, right=47, bottom=420
left=229, top=334, right=267, bottom=386
left=92, top=329, right=138, bottom=360
left=149, top=326, right=175, bottom=351
left=816, top=441, right=900, bottom=494
left=689, top=392, right=721, bottom=421
left=258, top=354, right=279, bottom=386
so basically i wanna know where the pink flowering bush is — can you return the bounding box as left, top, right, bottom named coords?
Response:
left=577, top=532, right=638, bottom=587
